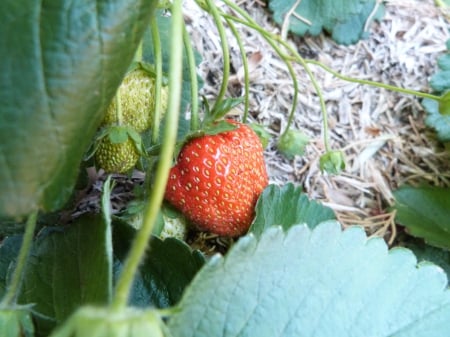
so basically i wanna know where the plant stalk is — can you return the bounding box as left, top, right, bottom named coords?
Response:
left=151, top=17, right=163, bottom=144
left=183, top=24, right=200, bottom=131
left=111, top=0, right=183, bottom=311
left=1, top=211, right=38, bottom=306
left=225, top=17, right=250, bottom=123
left=219, top=1, right=300, bottom=138
left=306, top=59, right=441, bottom=101
left=205, top=0, right=231, bottom=112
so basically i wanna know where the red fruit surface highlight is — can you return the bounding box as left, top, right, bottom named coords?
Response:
left=164, top=120, right=268, bottom=237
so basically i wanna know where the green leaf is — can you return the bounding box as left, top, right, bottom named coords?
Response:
left=437, top=54, right=450, bottom=71
left=249, top=123, right=271, bottom=149
left=18, top=215, right=112, bottom=334
left=430, top=70, right=450, bottom=92
left=202, top=120, right=238, bottom=136
left=268, top=0, right=385, bottom=45
left=402, top=238, right=450, bottom=284
left=0, top=235, right=22, bottom=299
left=423, top=98, right=450, bottom=142
left=112, top=220, right=205, bottom=308
left=249, top=183, right=335, bottom=237
left=393, top=185, right=450, bottom=250
left=0, top=0, right=157, bottom=219
left=206, top=97, right=244, bottom=123
left=168, top=221, right=450, bottom=337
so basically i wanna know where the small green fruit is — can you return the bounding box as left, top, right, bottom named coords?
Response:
left=49, top=306, right=166, bottom=337
left=102, top=68, right=168, bottom=133
left=95, top=135, right=140, bottom=173
left=0, top=305, right=34, bottom=337
left=319, top=150, right=346, bottom=174
left=277, top=129, right=309, bottom=159
left=160, top=213, right=187, bottom=240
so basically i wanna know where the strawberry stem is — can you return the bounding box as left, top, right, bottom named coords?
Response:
left=151, top=17, right=163, bottom=144
left=305, top=59, right=442, bottom=101
left=0, top=210, right=38, bottom=306
left=183, top=23, right=200, bottom=131
left=225, top=17, right=250, bottom=123
left=218, top=2, right=300, bottom=142
left=205, top=0, right=231, bottom=113
left=111, top=0, right=183, bottom=311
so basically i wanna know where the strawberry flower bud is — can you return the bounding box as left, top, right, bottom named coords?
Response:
left=319, top=150, right=346, bottom=174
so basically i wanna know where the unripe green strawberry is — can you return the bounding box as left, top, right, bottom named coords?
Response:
left=0, top=306, right=34, bottom=337
left=95, top=135, right=139, bottom=173
left=102, top=68, right=168, bottom=133
left=49, top=306, right=166, bottom=337
left=160, top=212, right=187, bottom=240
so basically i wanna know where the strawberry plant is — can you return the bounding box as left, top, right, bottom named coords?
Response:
left=2, top=0, right=450, bottom=336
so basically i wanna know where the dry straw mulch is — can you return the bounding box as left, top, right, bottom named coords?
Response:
left=184, top=0, right=450, bottom=244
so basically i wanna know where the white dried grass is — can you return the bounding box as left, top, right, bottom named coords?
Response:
left=183, top=0, right=450, bottom=241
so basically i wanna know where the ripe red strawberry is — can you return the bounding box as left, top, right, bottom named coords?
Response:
left=165, top=120, right=268, bottom=237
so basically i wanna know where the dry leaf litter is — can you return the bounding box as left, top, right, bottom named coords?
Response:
left=183, top=0, right=450, bottom=245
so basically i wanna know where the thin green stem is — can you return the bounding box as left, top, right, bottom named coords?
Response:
left=306, top=59, right=441, bottom=101
left=225, top=17, right=250, bottom=123
left=1, top=211, right=38, bottom=306
left=219, top=1, right=299, bottom=136
left=111, top=0, right=183, bottom=310
left=151, top=18, right=163, bottom=144
left=183, top=24, right=200, bottom=131
left=205, top=0, right=230, bottom=112
left=279, top=46, right=330, bottom=151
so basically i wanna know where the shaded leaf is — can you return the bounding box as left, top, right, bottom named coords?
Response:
left=0, top=0, right=157, bottom=218
left=437, top=54, right=450, bottom=71
left=402, top=238, right=450, bottom=284
left=249, top=123, right=271, bottom=149
left=112, top=220, right=205, bottom=308
left=430, top=70, right=450, bottom=93
left=0, top=235, right=22, bottom=299
left=249, top=183, right=335, bottom=238
left=423, top=98, right=450, bottom=142
left=268, top=0, right=384, bottom=45
left=168, top=221, right=450, bottom=337
left=206, top=98, right=244, bottom=123
left=393, top=185, right=450, bottom=250
left=18, top=215, right=112, bottom=334
left=0, top=306, right=35, bottom=337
